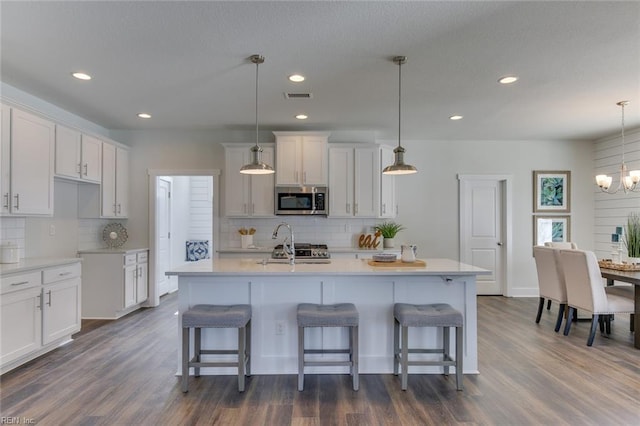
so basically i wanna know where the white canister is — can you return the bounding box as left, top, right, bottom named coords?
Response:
left=0, top=243, right=20, bottom=264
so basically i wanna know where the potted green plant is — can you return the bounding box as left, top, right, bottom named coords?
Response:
left=374, top=221, right=405, bottom=248
left=624, top=212, right=640, bottom=264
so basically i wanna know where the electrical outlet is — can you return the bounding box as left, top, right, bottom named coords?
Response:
left=49, top=224, right=56, bottom=236
left=275, top=320, right=285, bottom=335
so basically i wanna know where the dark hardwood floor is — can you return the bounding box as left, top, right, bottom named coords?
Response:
left=1, top=293, right=638, bottom=425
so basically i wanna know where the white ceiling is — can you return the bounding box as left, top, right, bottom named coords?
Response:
left=1, top=1, right=639, bottom=141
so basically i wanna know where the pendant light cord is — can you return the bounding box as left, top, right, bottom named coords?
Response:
left=620, top=102, right=626, bottom=164
left=398, top=58, right=402, bottom=149
left=255, top=59, right=259, bottom=148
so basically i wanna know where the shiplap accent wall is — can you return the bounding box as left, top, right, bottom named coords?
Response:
left=188, top=176, right=213, bottom=243
left=594, top=127, right=640, bottom=260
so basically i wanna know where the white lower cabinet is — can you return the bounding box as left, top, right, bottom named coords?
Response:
left=41, top=263, right=82, bottom=345
left=0, top=260, right=82, bottom=374
left=80, top=248, right=148, bottom=319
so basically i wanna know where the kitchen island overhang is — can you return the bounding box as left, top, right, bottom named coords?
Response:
left=167, top=258, right=490, bottom=376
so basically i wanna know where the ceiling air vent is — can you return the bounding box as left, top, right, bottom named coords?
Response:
left=284, top=92, right=313, bottom=99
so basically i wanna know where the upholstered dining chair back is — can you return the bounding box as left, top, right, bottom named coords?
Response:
left=533, top=246, right=567, bottom=303
left=558, top=249, right=607, bottom=313
left=545, top=241, right=578, bottom=249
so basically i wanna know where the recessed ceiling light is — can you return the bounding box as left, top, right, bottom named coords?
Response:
left=289, top=74, right=305, bottom=83
left=498, top=76, right=518, bottom=84
left=137, top=113, right=152, bottom=119
left=72, top=72, right=92, bottom=81
left=295, top=114, right=308, bottom=120
left=449, top=115, right=463, bottom=121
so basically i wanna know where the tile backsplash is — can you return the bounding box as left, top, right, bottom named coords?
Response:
left=220, top=216, right=379, bottom=249
left=0, top=217, right=26, bottom=260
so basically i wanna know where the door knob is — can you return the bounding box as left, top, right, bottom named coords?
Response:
left=497, top=242, right=503, bottom=246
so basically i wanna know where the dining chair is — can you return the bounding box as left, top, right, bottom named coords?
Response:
left=558, top=249, right=634, bottom=346
left=544, top=242, right=578, bottom=249
left=533, top=246, right=567, bottom=332
left=542, top=242, right=577, bottom=310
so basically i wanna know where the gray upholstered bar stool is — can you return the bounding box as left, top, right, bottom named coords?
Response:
left=181, top=304, right=251, bottom=392
left=297, top=303, right=359, bottom=391
left=393, top=303, right=463, bottom=391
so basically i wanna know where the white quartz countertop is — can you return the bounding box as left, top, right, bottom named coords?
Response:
left=166, top=258, right=490, bottom=277
left=77, top=247, right=148, bottom=254
left=217, top=247, right=389, bottom=254
left=0, top=257, right=82, bottom=275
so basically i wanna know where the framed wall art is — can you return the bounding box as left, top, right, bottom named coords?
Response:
left=533, top=170, right=571, bottom=213
left=533, top=215, right=571, bottom=246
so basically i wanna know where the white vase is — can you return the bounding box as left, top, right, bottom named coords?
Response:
left=383, top=237, right=395, bottom=248
left=241, top=235, right=254, bottom=249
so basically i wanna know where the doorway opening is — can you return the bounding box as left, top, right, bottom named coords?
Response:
left=147, top=169, right=220, bottom=307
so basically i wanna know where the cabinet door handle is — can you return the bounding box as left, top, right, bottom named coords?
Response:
left=382, top=203, right=386, bottom=214
left=117, top=204, right=122, bottom=214
left=346, top=203, right=350, bottom=213
left=13, top=193, right=19, bottom=210
left=113, top=204, right=117, bottom=214
left=77, top=163, right=82, bottom=174
left=37, top=294, right=42, bottom=310
left=47, top=290, right=52, bottom=307
left=10, top=281, right=29, bottom=286
left=58, top=271, right=72, bottom=277
left=303, top=172, right=307, bottom=184
left=3, top=193, right=8, bottom=209
left=354, top=203, right=358, bottom=214
left=83, top=163, right=88, bottom=176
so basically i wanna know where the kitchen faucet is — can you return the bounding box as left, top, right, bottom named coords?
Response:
left=272, top=222, right=295, bottom=265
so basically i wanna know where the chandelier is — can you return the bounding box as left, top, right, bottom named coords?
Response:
left=240, top=54, right=275, bottom=175
left=382, top=56, right=417, bottom=175
left=595, top=101, right=639, bottom=193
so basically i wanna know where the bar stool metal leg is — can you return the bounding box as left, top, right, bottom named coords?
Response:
left=443, top=326, right=450, bottom=376
left=352, top=325, right=359, bottom=391
left=298, top=326, right=304, bottom=391
left=456, top=325, right=463, bottom=391
left=393, top=317, right=400, bottom=376
left=194, top=327, right=201, bottom=377
left=182, top=327, right=190, bottom=392
left=401, top=325, right=409, bottom=391
left=238, top=325, right=246, bottom=392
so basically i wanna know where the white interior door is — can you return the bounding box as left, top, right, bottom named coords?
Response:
left=459, top=176, right=506, bottom=295
left=156, top=178, right=172, bottom=296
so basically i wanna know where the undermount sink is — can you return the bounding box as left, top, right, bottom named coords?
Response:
left=258, top=259, right=332, bottom=265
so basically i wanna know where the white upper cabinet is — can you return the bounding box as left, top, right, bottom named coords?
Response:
left=78, top=141, right=129, bottom=218
left=224, top=144, right=275, bottom=217
left=55, top=126, right=102, bottom=183
left=379, top=145, right=397, bottom=218
left=101, top=143, right=129, bottom=218
left=329, top=145, right=379, bottom=218
left=274, top=132, right=329, bottom=186
left=1, top=104, right=10, bottom=215
left=329, top=147, right=354, bottom=217
left=0, top=105, right=54, bottom=216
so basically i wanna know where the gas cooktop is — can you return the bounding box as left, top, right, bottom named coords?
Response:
left=272, top=243, right=330, bottom=259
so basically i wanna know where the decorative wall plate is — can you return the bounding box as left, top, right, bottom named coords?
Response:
left=103, top=223, right=128, bottom=248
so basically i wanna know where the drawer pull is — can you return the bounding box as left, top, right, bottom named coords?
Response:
left=47, top=290, right=52, bottom=306
left=58, top=271, right=72, bottom=277
left=11, top=281, right=30, bottom=286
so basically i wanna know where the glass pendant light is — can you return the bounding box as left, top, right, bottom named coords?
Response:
left=383, top=56, right=417, bottom=175
left=595, top=101, right=640, bottom=193
left=240, top=54, right=275, bottom=175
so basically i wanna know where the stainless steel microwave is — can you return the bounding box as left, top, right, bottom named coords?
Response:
left=275, top=186, right=328, bottom=215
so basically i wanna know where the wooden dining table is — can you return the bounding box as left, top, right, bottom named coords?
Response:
left=600, top=268, right=640, bottom=348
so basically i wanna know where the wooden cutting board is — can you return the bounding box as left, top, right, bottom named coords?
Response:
left=367, top=259, right=426, bottom=267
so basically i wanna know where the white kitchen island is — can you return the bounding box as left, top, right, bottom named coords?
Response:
left=166, top=258, right=489, bottom=376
